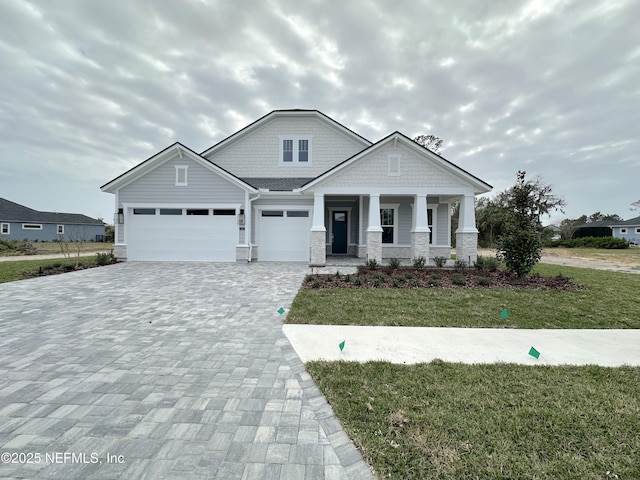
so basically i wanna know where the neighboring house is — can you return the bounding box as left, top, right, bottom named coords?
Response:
left=0, top=198, right=106, bottom=242
left=572, top=220, right=613, bottom=239
left=609, top=215, right=640, bottom=246
left=101, top=110, right=492, bottom=264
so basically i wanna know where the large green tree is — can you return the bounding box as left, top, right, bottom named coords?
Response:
left=497, top=171, right=565, bottom=277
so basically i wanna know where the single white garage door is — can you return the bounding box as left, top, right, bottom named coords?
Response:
left=128, top=208, right=237, bottom=261
left=259, top=210, right=310, bottom=261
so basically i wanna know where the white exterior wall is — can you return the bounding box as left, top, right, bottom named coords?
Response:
left=205, top=115, right=368, bottom=178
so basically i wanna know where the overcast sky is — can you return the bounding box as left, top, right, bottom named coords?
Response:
left=1, top=0, right=638, bottom=225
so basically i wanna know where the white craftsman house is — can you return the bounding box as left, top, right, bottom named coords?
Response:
left=101, top=110, right=492, bottom=264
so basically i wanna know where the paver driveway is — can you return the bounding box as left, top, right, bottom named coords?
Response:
left=0, top=262, right=374, bottom=480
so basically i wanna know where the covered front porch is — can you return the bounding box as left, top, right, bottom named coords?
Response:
left=308, top=191, right=479, bottom=267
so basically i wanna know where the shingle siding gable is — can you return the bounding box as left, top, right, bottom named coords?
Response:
left=204, top=116, right=368, bottom=178
left=118, top=155, right=245, bottom=206
left=310, top=143, right=469, bottom=189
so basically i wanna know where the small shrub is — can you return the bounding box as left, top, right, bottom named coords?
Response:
left=454, top=258, right=467, bottom=272
left=433, top=256, right=447, bottom=268
left=373, top=278, right=383, bottom=288
left=388, top=257, right=401, bottom=270
left=353, top=276, right=363, bottom=286
left=475, top=276, right=491, bottom=286
left=428, top=275, right=440, bottom=287
left=451, top=273, right=466, bottom=286
left=474, top=256, right=486, bottom=270
left=366, top=259, right=379, bottom=270
left=392, top=277, right=403, bottom=288
left=309, top=280, right=321, bottom=289
left=375, top=272, right=387, bottom=283
left=413, top=256, right=427, bottom=270
left=95, top=251, right=116, bottom=266
left=484, top=256, right=500, bottom=272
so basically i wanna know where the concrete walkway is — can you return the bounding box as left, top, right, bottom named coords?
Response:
left=284, top=325, right=640, bottom=366
left=0, top=263, right=374, bottom=480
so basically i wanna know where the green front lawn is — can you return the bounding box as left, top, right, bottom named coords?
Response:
left=287, top=264, right=640, bottom=329
left=0, top=256, right=101, bottom=284
left=308, top=361, right=640, bottom=480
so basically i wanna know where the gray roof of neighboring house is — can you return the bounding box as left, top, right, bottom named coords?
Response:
left=574, top=220, right=614, bottom=229
left=608, top=215, right=640, bottom=227
left=240, top=178, right=315, bottom=191
left=0, top=198, right=105, bottom=225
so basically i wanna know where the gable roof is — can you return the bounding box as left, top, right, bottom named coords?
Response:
left=298, top=131, right=493, bottom=193
left=100, top=142, right=257, bottom=193
left=0, top=198, right=104, bottom=225
left=608, top=215, right=640, bottom=227
left=200, top=109, right=372, bottom=158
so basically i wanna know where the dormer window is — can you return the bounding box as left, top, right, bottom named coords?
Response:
left=280, top=136, right=312, bottom=165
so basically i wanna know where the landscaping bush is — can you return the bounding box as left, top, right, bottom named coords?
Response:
left=453, top=258, right=467, bottom=272
left=412, top=256, right=426, bottom=270
left=388, top=257, right=401, bottom=270
left=451, top=272, right=466, bottom=285
left=433, top=256, right=447, bottom=268
left=547, top=236, right=629, bottom=249
left=95, top=251, right=116, bottom=266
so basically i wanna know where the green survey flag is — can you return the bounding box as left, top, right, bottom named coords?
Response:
left=339, top=341, right=345, bottom=351
left=277, top=307, right=285, bottom=315
left=528, top=346, right=540, bottom=359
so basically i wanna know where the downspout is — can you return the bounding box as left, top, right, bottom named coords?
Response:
left=247, top=191, right=262, bottom=262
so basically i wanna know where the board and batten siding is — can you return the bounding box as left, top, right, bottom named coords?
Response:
left=205, top=115, right=367, bottom=178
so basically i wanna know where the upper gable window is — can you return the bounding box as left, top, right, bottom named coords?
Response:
left=280, top=136, right=312, bottom=165
left=1, top=223, right=9, bottom=235
left=175, top=165, right=189, bottom=186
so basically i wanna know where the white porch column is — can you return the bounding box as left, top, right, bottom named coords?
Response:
left=310, top=193, right=326, bottom=265
left=366, top=193, right=383, bottom=263
left=411, top=194, right=430, bottom=262
left=455, top=193, right=479, bottom=266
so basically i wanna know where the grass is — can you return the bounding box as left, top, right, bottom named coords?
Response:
left=0, top=256, right=100, bottom=284
left=287, top=264, right=640, bottom=328
left=0, top=241, right=112, bottom=257
left=307, top=361, right=640, bottom=480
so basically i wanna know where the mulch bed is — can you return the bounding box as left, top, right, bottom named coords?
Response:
left=303, top=267, right=584, bottom=291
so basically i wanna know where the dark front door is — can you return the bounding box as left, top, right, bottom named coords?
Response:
left=332, top=211, right=348, bottom=254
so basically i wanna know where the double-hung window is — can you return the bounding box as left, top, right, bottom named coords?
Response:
left=1, top=223, right=9, bottom=235
left=280, top=136, right=312, bottom=164
left=380, top=208, right=396, bottom=244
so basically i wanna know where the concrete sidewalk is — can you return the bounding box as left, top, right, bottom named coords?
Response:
left=283, top=325, right=640, bottom=367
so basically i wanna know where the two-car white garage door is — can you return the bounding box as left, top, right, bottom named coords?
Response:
left=127, top=208, right=237, bottom=262
left=126, top=207, right=311, bottom=262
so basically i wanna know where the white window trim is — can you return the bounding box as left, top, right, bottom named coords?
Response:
left=22, top=223, right=43, bottom=230
left=427, top=207, right=435, bottom=245
left=620, top=228, right=627, bottom=234
left=635, top=227, right=640, bottom=234
left=57, top=225, right=64, bottom=235
left=279, top=136, right=313, bottom=165
left=387, top=154, right=401, bottom=176
left=1, top=223, right=9, bottom=235
left=380, top=203, right=399, bottom=244
left=175, top=165, right=189, bottom=186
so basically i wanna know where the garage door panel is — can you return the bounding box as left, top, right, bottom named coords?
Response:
left=259, top=211, right=310, bottom=261
left=128, top=211, right=237, bottom=261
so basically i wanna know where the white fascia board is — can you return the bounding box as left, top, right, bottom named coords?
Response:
left=311, top=186, right=478, bottom=196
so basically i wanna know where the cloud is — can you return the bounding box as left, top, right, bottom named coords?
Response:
left=0, top=0, right=637, bottom=223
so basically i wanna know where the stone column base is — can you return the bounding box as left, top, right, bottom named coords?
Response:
left=113, top=244, right=127, bottom=262
left=236, top=245, right=250, bottom=262
left=410, top=231, right=430, bottom=263
left=455, top=231, right=478, bottom=267
left=366, top=230, right=382, bottom=263
left=310, top=230, right=326, bottom=265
